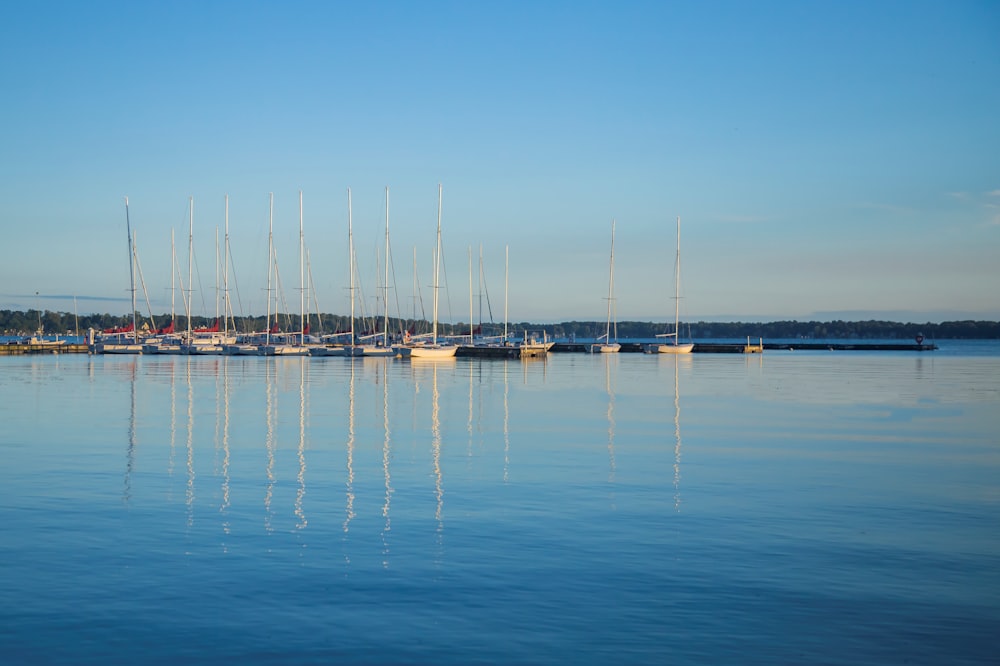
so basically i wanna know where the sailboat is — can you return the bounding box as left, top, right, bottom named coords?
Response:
left=347, top=186, right=396, bottom=357
left=262, top=191, right=310, bottom=356
left=395, top=184, right=457, bottom=359
left=590, top=219, right=621, bottom=353
left=95, top=197, right=145, bottom=353
left=654, top=216, right=694, bottom=354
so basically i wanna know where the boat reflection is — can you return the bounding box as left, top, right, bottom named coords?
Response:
left=124, top=359, right=137, bottom=504
left=295, top=358, right=308, bottom=530
left=605, top=354, right=617, bottom=484
left=380, top=359, right=392, bottom=567
left=264, top=358, right=276, bottom=533
left=343, top=357, right=356, bottom=537
left=220, top=355, right=231, bottom=538
left=660, top=354, right=692, bottom=512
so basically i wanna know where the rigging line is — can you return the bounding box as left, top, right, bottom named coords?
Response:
left=226, top=239, right=246, bottom=330
left=191, top=243, right=209, bottom=323
left=307, top=248, right=323, bottom=335
left=386, top=240, right=404, bottom=336
left=439, top=238, right=454, bottom=330
left=131, top=233, right=157, bottom=330
left=479, top=249, right=495, bottom=325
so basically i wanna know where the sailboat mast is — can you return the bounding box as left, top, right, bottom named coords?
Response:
left=215, top=226, right=220, bottom=331
left=468, top=246, right=474, bottom=343
left=674, top=216, right=681, bottom=345
left=224, top=195, right=229, bottom=337
left=125, top=196, right=137, bottom=342
left=348, top=187, right=355, bottom=345
left=299, top=190, right=304, bottom=346
left=504, top=245, right=509, bottom=340
left=266, top=192, right=273, bottom=346
left=432, top=184, right=442, bottom=345
left=384, top=186, right=390, bottom=347
left=171, top=228, right=176, bottom=330
left=605, top=218, right=616, bottom=343
left=187, top=196, right=194, bottom=341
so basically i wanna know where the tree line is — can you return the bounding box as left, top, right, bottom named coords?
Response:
left=2, top=309, right=998, bottom=340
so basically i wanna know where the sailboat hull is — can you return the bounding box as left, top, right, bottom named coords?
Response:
left=396, top=344, right=457, bottom=358
left=656, top=343, right=694, bottom=354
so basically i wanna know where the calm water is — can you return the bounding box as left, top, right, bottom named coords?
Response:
left=1, top=347, right=998, bottom=664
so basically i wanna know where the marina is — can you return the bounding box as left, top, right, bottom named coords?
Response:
left=0, top=339, right=940, bottom=355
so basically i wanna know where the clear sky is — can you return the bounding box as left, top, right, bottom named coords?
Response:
left=2, top=0, right=998, bottom=325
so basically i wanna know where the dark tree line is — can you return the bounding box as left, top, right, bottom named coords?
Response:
left=3, top=309, right=998, bottom=339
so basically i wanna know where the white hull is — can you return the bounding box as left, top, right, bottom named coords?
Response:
left=309, top=346, right=347, bottom=357
left=224, top=344, right=262, bottom=356
left=184, top=345, right=225, bottom=355
left=396, top=344, right=457, bottom=359
left=590, top=343, right=621, bottom=353
left=347, top=345, right=397, bottom=357
left=261, top=344, right=310, bottom=356
left=518, top=341, right=554, bottom=357
left=656, top=343, right=694, bottom=354
left=95, top=343, right=144, bottom=354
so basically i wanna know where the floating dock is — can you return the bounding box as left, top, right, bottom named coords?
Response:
left=551, top=342, right=937, bottom=353
left=0, top=343, right=88, bottom=355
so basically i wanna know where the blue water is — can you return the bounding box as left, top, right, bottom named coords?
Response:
left=1, top=349, right=998, bottom=664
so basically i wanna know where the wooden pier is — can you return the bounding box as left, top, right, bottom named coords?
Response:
left=0, top=343, right=89, bottom=355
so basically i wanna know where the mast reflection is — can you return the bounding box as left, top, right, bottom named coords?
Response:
left=264, top=359, right=276, bottom=533
left=343, top=358, right=356, bottom=535
left=672, top=356, right=682, bottom=511
left=431, top=361, right=444, bottom=535
left=295, top=358, right=308, bottom=530
left=381, top=360, right=392, bottom=567
left=220, top=356, right=231, bottom=537
left=124, top=359, right=137, bottom=504
left=605, top=354, right=617, bottom=484
left=503, top=359, right=510, bottom=484
left=185, top=356, right=195, bottom=527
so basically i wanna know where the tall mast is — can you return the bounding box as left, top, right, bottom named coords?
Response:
left=224, top=195, right=230, bottom=337
left=478, top=244, right=484, bottom=332
left=674, top=216, right=681, bottom=345
left=432, top=183, right=442, bottom=345
left=125, top=196, right=137, bottom=342
left=348, top=187, right=355, bottom=346
left=468, top=245, right=473, bottom=343
left=187, top=196, right=194, bottom=342
left=170, top=228, right=176, bottom=330
left=384, top=186, right=390, bottom=347
left=504, top=245, right=509, bottom=340
left=215, top=226, right=220, bottom=331
left=605, top=218, right=616, bottom=343
left=299, top=190, right=305, bottom=346
left=266, top=192, right=273, bottom=346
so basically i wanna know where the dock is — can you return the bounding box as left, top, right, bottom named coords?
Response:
left=551, top=341, right=937, bottom=353
left=1, top=343, right=89, bottom=355
left=1, top=341, right=938, bottom=357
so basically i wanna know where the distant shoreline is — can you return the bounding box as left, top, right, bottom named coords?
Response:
left=2, top=309, right=998, bottom=340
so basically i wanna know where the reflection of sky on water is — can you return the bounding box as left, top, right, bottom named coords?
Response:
left=2, top=349, right=998, bottom=664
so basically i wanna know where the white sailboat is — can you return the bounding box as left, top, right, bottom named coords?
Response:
left=347, top=186, right=396, bottom=357
left=96, top=197, right=145, bottom=353
left=590, top=219, right=621, bottom=353
left=655, top=216, right=694, bottom=354
left=262, top=191, right=310, bottom=356
left=395, top=184, right=457, bottom=359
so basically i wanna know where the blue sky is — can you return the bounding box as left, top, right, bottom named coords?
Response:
left=2, top=0, right=997, bottom=324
